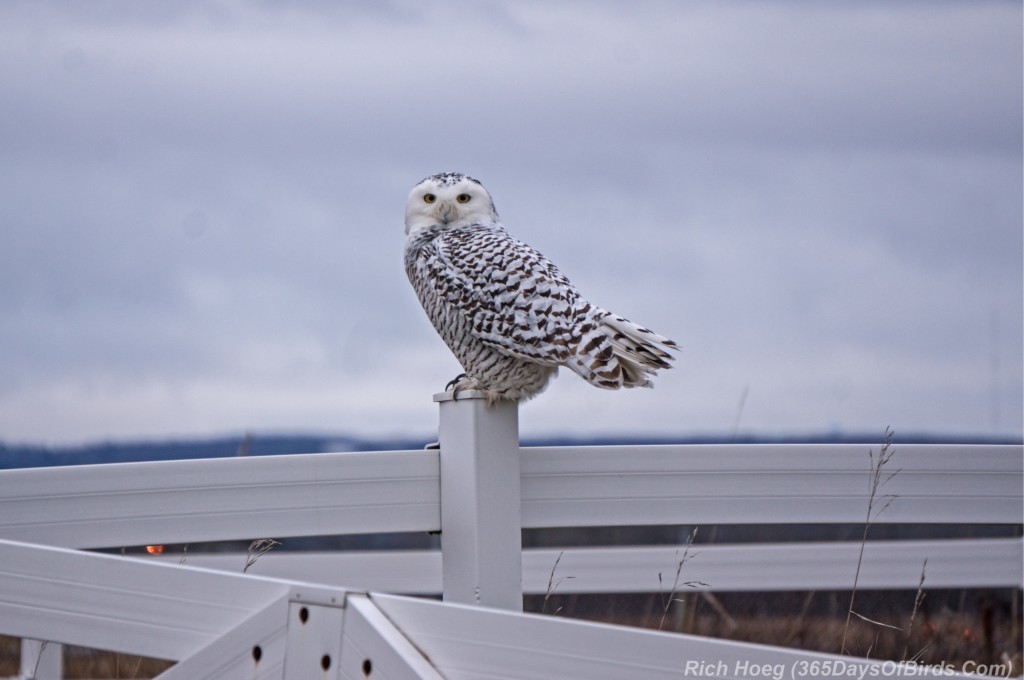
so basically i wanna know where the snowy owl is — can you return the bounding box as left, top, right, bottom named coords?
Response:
left=404, top=172, right=677, bottom=403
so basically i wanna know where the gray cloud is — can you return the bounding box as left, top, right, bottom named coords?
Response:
left=0, top=1, right=1020, bottom=444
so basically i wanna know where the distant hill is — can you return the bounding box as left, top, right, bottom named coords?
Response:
left=1, top=431, right=1019, bottom=470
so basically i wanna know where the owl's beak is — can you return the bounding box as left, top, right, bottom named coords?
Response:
left=436, top=202, right=455, bottom=224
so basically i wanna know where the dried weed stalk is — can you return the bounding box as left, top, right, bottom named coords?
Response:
left=244, top=538, right=281, bottom=573
left=841, top=427, right=900, bottom=654
left=658, top=526, right=709, bottom=631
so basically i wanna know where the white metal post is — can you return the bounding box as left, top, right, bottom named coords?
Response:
left=19, top=639, right=62, bottom=680
left=435, top=390, right=523, bottom=611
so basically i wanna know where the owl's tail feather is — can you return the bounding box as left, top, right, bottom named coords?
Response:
left=568, top=313, right=678, bottom=390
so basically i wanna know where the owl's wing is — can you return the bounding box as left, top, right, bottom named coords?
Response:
left=428, top=226, right=591, bottom=365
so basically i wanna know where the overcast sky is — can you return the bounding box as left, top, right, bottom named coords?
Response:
left=1, top=1, right=1021, bottom=446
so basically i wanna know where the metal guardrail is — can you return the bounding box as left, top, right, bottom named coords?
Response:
left=1, top=391, right=1020, bottom=679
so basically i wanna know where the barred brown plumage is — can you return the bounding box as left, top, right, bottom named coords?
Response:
left=404, top=172, right=678, bottom=403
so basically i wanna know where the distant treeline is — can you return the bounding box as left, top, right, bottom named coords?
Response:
left=1, top=431, right=1019, bottom=470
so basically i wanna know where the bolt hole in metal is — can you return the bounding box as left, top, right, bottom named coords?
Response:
left=321, top=654, right=332, bottom=671
left=299, top=606, right=309, bottom=623
left=251, top=645, right=262, bottom=663
left=362, top=658, right=373, bottom=676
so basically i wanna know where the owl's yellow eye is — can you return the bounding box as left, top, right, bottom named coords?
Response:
left=423, top=193, right=436, bottom=204
left=456, top=193, right=472, bottom=204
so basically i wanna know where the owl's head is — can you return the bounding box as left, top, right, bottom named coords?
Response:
left=405, top=172, right=499, bottom=235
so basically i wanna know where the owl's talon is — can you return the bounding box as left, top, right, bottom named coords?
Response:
left=445, top=373, right=467, bottom=392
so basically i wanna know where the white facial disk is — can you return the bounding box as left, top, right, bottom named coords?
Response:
left=405, top=172, right=500, bottom=235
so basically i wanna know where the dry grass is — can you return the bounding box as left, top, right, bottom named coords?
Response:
left=842, top=426, right=899, bottom=653
left=525, top=588, right=1023, bottom=675
left=0, top=637, right=173, bottom=679
left=657, top=526, right=708, bottom=631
